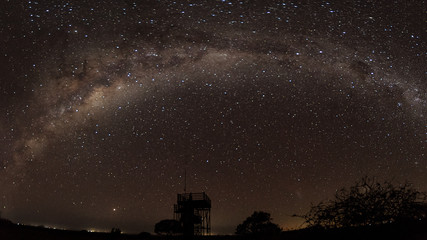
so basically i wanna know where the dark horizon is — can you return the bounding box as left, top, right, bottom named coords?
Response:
left=1, top=0, right=425, bottom=236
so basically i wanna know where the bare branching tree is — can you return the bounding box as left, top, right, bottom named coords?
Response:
left=301, top=177, right=427, bottom=229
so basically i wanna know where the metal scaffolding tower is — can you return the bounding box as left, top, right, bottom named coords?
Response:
left=174, top=192, right=211, bottom=236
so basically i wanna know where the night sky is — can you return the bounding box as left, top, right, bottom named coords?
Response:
left=1, top=0, right=426, bottom=234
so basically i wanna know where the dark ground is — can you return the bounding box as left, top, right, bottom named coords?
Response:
left=1, top=218, right=427, bottom=240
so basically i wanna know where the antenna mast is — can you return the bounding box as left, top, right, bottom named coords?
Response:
left=184, top=169, right=187, bottom=193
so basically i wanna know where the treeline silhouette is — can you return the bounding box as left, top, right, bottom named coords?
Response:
left=1, top=177, right=427, bottom=240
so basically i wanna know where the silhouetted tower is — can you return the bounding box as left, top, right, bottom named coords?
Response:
left=174, top=192, right=211, bottom=236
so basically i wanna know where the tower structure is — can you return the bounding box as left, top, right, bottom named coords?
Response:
left=174, top=192, right=211, bottom=236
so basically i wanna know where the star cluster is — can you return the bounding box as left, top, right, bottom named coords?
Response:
left=1, top=0, right=425, bottom=234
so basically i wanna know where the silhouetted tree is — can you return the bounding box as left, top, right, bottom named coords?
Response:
left=111, top=227, right=121, bottom=234
left=110, top=227, right=121, bottom=240
left=138, top=232, right=151, bottom=238
left=301, top=176, right=427, bottom=229
left=154, top=219, right=183, bottom=235
left=0, top=215, right=12, bottom=226
left=236, top=211, right=282, bottom=236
